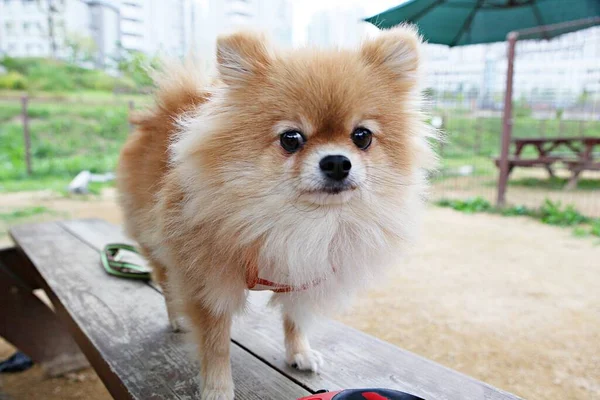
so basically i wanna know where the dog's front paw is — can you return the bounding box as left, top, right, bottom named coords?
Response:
left=287, top=349, right=324, bottom=373
left=201, top=387, right=234, bottom=400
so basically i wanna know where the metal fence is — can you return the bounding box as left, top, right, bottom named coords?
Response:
left=0, top=96, right=137, bottom=184
left=427, top=26, right=600, bottom=217
left=2, top=25, right=600, bottom=218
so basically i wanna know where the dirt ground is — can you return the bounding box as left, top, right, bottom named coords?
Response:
left=1, top=190, right=599, bottom=400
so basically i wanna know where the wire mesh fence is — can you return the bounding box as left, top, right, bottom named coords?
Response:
left=426, top=26, right=600, bottom=217
left=1, top=28, right=599, bottom=217
left=0, top=96, right=137, bottom=190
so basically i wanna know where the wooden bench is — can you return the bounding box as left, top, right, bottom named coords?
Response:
left=563, top=160, right=600, bottom=190
left=493, top=156, right=562, bottom=177
left=494, top=137, right=600, bottom=189
left=1, top=219, right=521, bottom=400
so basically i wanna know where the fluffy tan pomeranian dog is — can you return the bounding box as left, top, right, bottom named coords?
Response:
left=117, top=25, right=434, bottom=399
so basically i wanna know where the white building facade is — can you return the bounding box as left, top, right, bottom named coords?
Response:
left=424, top=27, right=600, bottom=108
left=0, top=0, right=293, bottom=69
left=0, top=0, right=90, bottom=58
left=306, top=6, right=372, bottom=49
left=0, top=0, right=186, bottom=67
left=183, top=0, right=293, bottom=71
left=119, top=0, right=186, bottom=56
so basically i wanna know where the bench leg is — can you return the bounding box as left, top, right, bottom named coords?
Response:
left=565, top=169, right=582, bottom=191
left=0, top=248, right=89, bottom=377
left=507, top=164, right=515, bottom=177
left=545, top=165, right=556, bottom=179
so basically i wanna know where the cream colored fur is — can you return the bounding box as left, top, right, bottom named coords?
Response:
left=117, top=25, right=435, bottom=400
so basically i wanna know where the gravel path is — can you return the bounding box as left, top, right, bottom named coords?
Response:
left=339, top=207, right=600, bottom=400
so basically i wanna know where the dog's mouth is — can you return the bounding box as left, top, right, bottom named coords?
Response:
left=299, top=184, right=357, bottom=205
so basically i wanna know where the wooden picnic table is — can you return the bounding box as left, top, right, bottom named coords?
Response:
left=1, top=219, right=522, bottom=400
left=495, top=136, right=600, bottom=189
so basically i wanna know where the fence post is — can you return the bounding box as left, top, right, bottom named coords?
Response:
left=474, top=118, right=481, bottom=155
left=438, top=114, right=446, bottom=159
left=128, top=100, right=135, bottom=133
left=21, top=96, right=32, bottom=176
left=497, top=32, right=518, bottom=207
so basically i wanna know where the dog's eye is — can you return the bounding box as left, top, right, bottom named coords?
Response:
left=280, top=130, right=305, bottom=153
left=351, top=127, right=372, bottom=150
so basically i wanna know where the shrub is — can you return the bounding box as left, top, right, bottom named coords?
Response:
left=27, top=62, right=76, bottom=91
left=591, top=220, right=600, bottom=238
left=436, top=197, right=492, bottom=213
left=539, top=199, right=589, bottom=226
left=0, top=56, right=145, bottom=93
left=84, top=70, right=118, bottom=91
left=117, top=50, right=159, bottom=89
left=436, top=197, right=598, bottom=240
left=0, top=56, right=40, bottom=75
left=501, top=204, right=532, bottom=217
left=0, top=71, right=28, bottom=90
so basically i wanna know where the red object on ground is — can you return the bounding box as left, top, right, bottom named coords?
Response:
left=361, top=393, right=389, bottom=400
left=297, top=391, right=342, bottom=400
left=297, top=388, right=425, bottom=400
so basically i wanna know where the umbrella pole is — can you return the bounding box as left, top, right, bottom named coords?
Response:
left=497, top=32, right=518, bottom=207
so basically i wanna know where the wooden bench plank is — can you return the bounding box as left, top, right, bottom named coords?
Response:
left=235, top=296, right=520, bottom=400
left=60, top=219, right=521, bottom=400
left=9, top=221, right=310, bottom=400
left=564, top=160, right=600, bottom=170
left=493, top=157, right=562, bottom=166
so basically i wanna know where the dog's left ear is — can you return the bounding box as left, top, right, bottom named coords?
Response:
left=216, top=31, right=271, bottom=86
left=361, top=25, right=422, bottom=87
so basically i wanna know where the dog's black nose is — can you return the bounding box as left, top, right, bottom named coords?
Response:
left=319, top=155, right=352, bottom=181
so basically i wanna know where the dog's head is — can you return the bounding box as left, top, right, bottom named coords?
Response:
left=175, top=26, right=434, bottom=211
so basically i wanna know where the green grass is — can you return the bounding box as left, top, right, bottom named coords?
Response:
left=1, top=88, right=598, bottom=195
left=438, top=116, right=600, bottom=159
left=0, top=102, right=22, bottom=122
left=0, top=56, right=153, bottom=93
left=432, top=115, right=600, bottom=188
left=0, top=176, right=73, bottom=192
left=0, top=98, right=132, bottom=185
left=0, top=205, right=64, bottom=240
left=509, top=177, right=600, bottom=191
left=87, top=181, right=115, bottom=195
left=0, top=206, right=54, bottom=223
left=436, top=155, right=497, bottom=178
left=436, top=197, right=493, bottom=213
left=0, top=89, right=151, bottom=104
left=436, top=197, right=600, bottom=238
left=591, top=220, right=600, bottom=237
left=0, top=176, right=114, bottom=194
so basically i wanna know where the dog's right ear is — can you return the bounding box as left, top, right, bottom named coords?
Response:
left=216, top=31, right=271, bottom=86
left=361, top=24, right=422, bottom=89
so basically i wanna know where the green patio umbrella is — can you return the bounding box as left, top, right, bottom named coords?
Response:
left=365, top=0, right=600, bottom=46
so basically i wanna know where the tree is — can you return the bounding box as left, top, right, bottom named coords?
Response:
left=577, top=89, right=590, bottom=106
left=117, top=50, right=161, bottom=89
left=64, top=32, right=97, bottom=64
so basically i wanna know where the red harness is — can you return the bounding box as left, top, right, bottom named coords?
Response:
left=247, top=276, right=326, bottom=293
left=244, top=246, right=333, bottom=293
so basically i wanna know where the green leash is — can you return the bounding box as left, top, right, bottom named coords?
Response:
left=101, top=244, right=151, bottom=280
